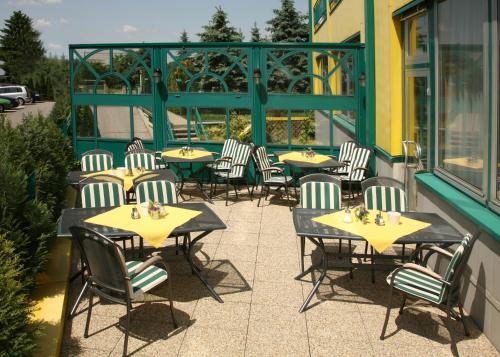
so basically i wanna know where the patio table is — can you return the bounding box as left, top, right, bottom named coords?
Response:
left=162, top=147, right=214, bottom=203
left=58, top=202, right=227, bottom=313
left=292, top=208, right=463, bottom=313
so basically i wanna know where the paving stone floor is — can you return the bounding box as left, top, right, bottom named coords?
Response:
left=61, top=187, right=499, bottom=357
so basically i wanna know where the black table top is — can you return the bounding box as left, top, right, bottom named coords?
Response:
left=162, top=147, right=214, bottom=164
left=57, top=202, right=226, bottom=239
left=293, top=208, right=463, bottom=244
left=274, top=151, right=344, bottom=169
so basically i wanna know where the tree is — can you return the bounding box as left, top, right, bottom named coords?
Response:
left=195, top=7, right=245, bottom=92
left=180, top=30, right=189, bottom=43
left=266, top=0, right=309, bottom=42
left=0, top=11, right=45, bottom=83
left=251, top=22, right=261, bottom=42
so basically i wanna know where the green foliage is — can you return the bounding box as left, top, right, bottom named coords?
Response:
left=230, top=111, right=251, bottom=142
left=0, top=235, right=36, bottom=357
left=266, top=0, right=309, bottom=42
left=180, top=30, right=189, bottom=43
left=24, top=55, right=69, bottom=101
left=251, top=22, right=262, bottom=42
left=297, top=110, right=316, bottom=144
left=0, top=10, right=45, bottom=83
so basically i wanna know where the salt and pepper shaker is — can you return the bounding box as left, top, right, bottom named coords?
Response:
left=343, top=207, right=353, bottom=223
left=375, top=210, right=385, bottom=226
left=131, top=207, right=140, bottom=219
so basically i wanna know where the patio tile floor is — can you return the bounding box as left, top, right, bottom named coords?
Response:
left=61, top=188, right=499, bottom=356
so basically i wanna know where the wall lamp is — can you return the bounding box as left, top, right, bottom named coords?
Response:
left=253, top=68, right=262, bottom=86
left=359, top=73, right=366, bottom=87
left=153, top=68, right=162, bottom=84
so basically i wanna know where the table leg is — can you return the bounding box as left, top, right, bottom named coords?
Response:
left=186, top=231, right=223, bottom=303
left=299, top=237, right=327, bottom=313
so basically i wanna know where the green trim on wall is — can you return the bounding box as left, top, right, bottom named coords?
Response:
left=393, top=0, right=426, bottom=17
left=374, top=146, right=405, bottom=163
left=364, top=0, right=376, bottom=175
left=416, top=172, right=500, bottom=242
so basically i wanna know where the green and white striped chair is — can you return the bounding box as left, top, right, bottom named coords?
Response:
left=339, top=146, right=372, bottom=202
left=330, top=141, right=357, bottom=175
left=299, top=174, right=342, bottom=273
left=381, top=232, right=480, bottom=348
left=81, top=182, right=125, bottom=208
left=362, top=177, right=407, bottom=261
left=211, top=142, right=253, bottom=206
left=69, top=226, right=177, bottom=357
left=253, top=146, right=294, bottom=209
left=135, top=180, right=178, bottom=205
left=81, top=153, right=113, bottom=172
left=125, top=152, right=156, bottom=170
left=207, top=138, right=239, bottom=172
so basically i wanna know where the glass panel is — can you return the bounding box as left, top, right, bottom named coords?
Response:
left=194, top=108, right=227, bottom=142
left=76, top=105, right=94, bottom=137
left=497, top=3, right=500, bottom=201
left=96, top=106, right=131, bottom=139
left=266, top=109, right=288, bottom=144
left=438, top=0, right=487, bottom=190
left=290, top=110, right=330, bottom=146
left=166, top=107, right=188, bottom=142
left=332, top=110, right=356, bottom=126
left=230, top=109, right=251, bottom=143
left=133, top=106, right=153, bottom=140
left=406, top=13, right=428, bottom=62
left=95, top=75, right=129, bottom=94
left=406, top=75, right=429, bottom=168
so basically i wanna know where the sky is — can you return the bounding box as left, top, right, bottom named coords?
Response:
left=0, top=0, right=310, bottom=57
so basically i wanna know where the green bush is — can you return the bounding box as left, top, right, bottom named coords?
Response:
left=0, top=235, right=36, bottom=357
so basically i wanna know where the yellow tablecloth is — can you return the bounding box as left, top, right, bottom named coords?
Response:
left=82, top=169, right=152, bottom=191
left=84, top=204, right=202, bottom=248
left=278, top=152, right=331, bottom=164
left=162, top=149, right=211, bottom=160
left=312, top=210, right=430, bottom=253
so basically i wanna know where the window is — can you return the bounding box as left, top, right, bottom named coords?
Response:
left=329, top=0, right=342, bottom=12
left=314, top=0, right=327, bottom=30
left=437, top=0, right=488, bottom=193
left=496, top=2, right=500, bottom=203
left=317, top=55, right=329, bottom=94
left=405, top=13, right=428, bottom=63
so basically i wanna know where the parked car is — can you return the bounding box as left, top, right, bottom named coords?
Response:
left=0, top=95, right=19, bottom=108
left=0, top=85, right=32, bottom=105
left=29, top=90, right=40, bottom=103
left=0, top=97, right=13, bottom=112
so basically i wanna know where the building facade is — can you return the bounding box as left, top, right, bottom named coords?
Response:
left=311, top=0, right=500, bottom=350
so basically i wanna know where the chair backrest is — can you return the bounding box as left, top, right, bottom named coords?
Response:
left=82, top=149, right=114, bottom=158
left=254, top=146, right=274, bottom=181
left=126, top=137, right=146, bottom=153
left=125, top=152, right=156, bottom=170
left=300, top=175, right=342, bottom=210
left=135, top=179, right=178, bottom=205
left=81, top=182, right=125, bottom=208
left=347, top=147, right=371, bottom=181
left=229, top=142, right=252, bottom=178
left=336, top=141, right=357, bottom=174
left=80, top=174, right=124, bottom=187
left=133, top=169, right=178, bottom=188
left=221, top=138, right=239, bottom=158
left=81, top=153, right=113, bottom=172
left=361, top=176, right=404, bottom=192
left=69, top=226, right=130, bottom=298
left=363, top=185, right=407, bottom=212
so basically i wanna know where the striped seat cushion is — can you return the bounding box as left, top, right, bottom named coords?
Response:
left=364, top=185, right=407, bottom=212
left=210, top=138, right=239, bottom=171
left=226, top=143, right=252, bottom=179
left=81, top=182, right=125, bottom=208
left=300, top=181, right=342, bottom=210
left=126, top=261, right=168, bottom=296
left=81, top=153, right=113, bottom=172
left=125, top=153, right=156, bottom=170
left=387, top=268, right=444, bottom=304
left=135, top=180, right=177, bottom=205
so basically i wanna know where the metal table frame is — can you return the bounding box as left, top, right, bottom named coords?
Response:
left=162, top=148, right=214, bottom=203
left=292, top=208, right=463, bottom=313
left=58, top=202, right=227, bottom=316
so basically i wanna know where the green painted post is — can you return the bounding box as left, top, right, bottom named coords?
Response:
left=153, top=47, right=165, bottom=151
left=252, top=45, right=264, bottom=147
left=69, top=48, right=77, bottom=157
left=364, top=0, right=377, bottom=174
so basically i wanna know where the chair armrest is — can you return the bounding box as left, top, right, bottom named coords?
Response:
left=261, top=167, right=283, bottom=174
left=389, top=264, right=450, bottom=287
left=348, top=167, right=369, bottom=181
left=272, top=161, right=286, bottom=166
left=409, top=244, right=453, bottom=263
left=132, top=255, right=164, bottom=275
left=327, top=155, right=337, bottom=160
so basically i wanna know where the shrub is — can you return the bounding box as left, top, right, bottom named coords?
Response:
left=0, top=235, right=36, bottom=357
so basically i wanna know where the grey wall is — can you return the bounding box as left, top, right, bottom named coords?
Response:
left=417, top=183, right=500, bottom=352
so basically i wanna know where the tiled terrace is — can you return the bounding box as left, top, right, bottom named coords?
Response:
left=61, top=188, right=499, bottom=357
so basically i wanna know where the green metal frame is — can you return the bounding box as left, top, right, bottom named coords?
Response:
left=69, top=42, right=366, bottom=166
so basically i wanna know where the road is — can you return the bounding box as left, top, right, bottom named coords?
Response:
left=2, top=101, right=55, bottom=127
left=95, top=106, right=153, bottom=140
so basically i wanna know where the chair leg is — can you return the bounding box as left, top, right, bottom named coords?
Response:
left=284, top=183, right=291, bottom=210
left=399, top=295, right=407, bottom=314
left=225, top=180, right=229, bottom=206
left=446, top=303, right=460, bottom=357
left=363, top=242, right=369, bottom=262
left=167, top=279, right=178, bottom=328
left=265, top=186, right=270, bottom=200
left=123, top=303, right=131, bottom=357
left=300, top=236, right=305, bottom=273
left=458, top=303, right=470, bottom=336
left=234, top=184, right=239, bottom=199
left=84, top=290, right=94, bottom=338
left=401, top=244, right=406, bottom=263
left=257, top=184, right=266, bottom=207
left=247, top=184, right=253, bottom=201
left=380, top=288, right=394, bottom=340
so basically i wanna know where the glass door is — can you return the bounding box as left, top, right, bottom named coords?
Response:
left=405, top=70, right=430, bottom=168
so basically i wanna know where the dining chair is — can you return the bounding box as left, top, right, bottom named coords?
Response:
left=253, top=146, right=294, bottom=210
left=125, top=152, right=157, bottom=170
left=70, top=226, right=178, bottom=357
left=135, top=179, right=178, bottom=205
left=329, top=141, right=357, bottom=175
left=81, top=182, right=125, bottom=208
left=338, top=146, right=372, bottom=202
left=299, top=173, right=342, bottom=273
left=381, top=232, right=480, bottom=356
left=207, top=137, right=239, bottom=172
left=81, top=152, right=113, bottom=172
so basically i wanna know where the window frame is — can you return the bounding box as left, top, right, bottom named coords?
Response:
left=313, top=0, right=327, bottom=31
left=490, top=0, right=500, bottom=212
